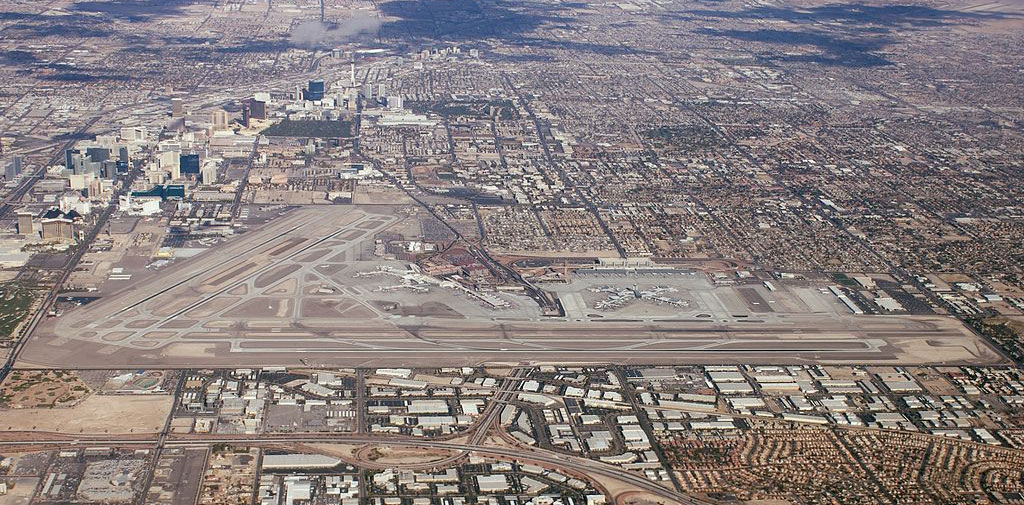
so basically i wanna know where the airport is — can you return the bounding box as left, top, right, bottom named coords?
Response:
left=18, top=206, right=1005, bottom=369
left=1, top=0, right=1023, bottom=502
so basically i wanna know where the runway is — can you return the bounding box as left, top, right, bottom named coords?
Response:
left=17, top=206, right=1008, bottom=369
left=18, top=317, right=1004, bottom=368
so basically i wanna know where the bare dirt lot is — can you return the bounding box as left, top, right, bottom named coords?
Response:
left=0, top=394, right=172, bottom=434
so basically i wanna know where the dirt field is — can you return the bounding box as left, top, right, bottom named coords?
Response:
left=305, top=443, right=461, bottom=470
left=359, top=446, right=460, bottom=466
left=0, top=370, right=91, bottom=408
left=0, top=394, right=172, bottom=433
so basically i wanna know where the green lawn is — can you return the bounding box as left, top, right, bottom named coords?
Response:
left=0, top=283, right=35, bottom=339
left=260, top=119, right=353, bottom=138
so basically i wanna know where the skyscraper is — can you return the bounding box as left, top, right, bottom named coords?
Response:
left=4, top=154, right=22, bottom=179
left=171, top=98, right=184, bottom=117
left=242, top=99, right=268, bottom=127
left=212, top=110, right=229, bottom=131
left=201, top=162, right=217, bottom=184
left=159, top=150, right=180, bottom=180
left=65, top=149, right=81, bottom=172
left=86, top=147, right=110, bottom=163
left=40, top=208, right=76, bottom=242
left=16, top=211, right=33, bottom=236
left=242, top=102, right=251, bottom=128
left=180, top=154, right=201, bottom=175
left=120, top=126, right=147, bottom=142
left=249, top=99, right=268, bottom=120
left=305, top=80, right=325, bottom=101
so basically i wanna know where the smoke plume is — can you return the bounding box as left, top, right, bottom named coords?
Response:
left=290, top=14, right=381, bottom=48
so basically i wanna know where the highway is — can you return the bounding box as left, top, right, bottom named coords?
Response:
left=373, top=134, right=558, bottom=312
left=0, top=163, right=140, bottom=383
left=0, top=115, right=105, bottom=220
left=0, top=432, right=709, bottom=505
left=0, top=367, right=711, bottom=504
left=229, top=141, right=259, bottom=218
left=469, top=367, right=532, bottom=446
